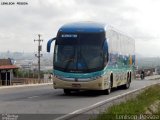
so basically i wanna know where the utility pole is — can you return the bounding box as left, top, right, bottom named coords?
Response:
left=34, top=34, right=43, bottom=82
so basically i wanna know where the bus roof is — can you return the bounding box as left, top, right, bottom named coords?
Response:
left=59, top=22, right=106, bottom=33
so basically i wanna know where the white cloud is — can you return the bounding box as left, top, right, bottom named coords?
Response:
left=0, top=0, right=160, bottom=57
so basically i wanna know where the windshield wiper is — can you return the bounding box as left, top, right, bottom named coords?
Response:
left=78, top=51, right=88, bottom=70
left=64, top=57, right=75, bottom=72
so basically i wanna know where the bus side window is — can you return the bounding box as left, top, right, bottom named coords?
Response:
left=103, top=40, right=108, bottom=65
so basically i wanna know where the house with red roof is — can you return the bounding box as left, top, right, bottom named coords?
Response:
left=0, top=58, right=18, bottom=86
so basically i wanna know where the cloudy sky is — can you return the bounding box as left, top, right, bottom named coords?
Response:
left=0, top=0, right=160, bottom=57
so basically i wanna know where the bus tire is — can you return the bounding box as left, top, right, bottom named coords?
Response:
left=123, top=73, right=131, bottom=89
left=64, top=89, right=71, bottom=95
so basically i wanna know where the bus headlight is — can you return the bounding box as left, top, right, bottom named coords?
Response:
left=91, top=75, right=102, bottom=80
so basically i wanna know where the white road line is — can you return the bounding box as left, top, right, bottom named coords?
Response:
left=68, top=88, right=143, bottom=114
left=54, top=82, right=160, bottom=120
left=54, top=88, right=142, bottom=120
left=27, top=96, right=39, bottom=99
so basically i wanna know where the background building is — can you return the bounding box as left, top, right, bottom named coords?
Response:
left=0, top=58, right=18, bottom=86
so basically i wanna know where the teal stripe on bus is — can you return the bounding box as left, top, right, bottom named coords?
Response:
left=53, top=66, right=134, bottom=79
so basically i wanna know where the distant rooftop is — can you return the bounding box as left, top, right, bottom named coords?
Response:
left=0, top=58, right=18, bottom=70
left=0, top=59, right=12, bottom=66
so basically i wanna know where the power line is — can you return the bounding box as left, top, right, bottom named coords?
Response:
left=34, top=34, right=43, bottom=82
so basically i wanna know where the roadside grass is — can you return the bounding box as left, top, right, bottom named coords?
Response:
left=95, top=84, right=160, bottom=120
left=158, top=103, right=160, bottom=115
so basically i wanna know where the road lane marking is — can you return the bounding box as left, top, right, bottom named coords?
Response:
left=69, top=88, right=143, bottom=113
left=54, top=89, right=143, bottom=120
left=27, top=96, right=39, bottom=99
left=55, top=82, right=160, bottom=120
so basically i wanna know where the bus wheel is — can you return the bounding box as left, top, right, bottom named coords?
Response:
left=106, top=80, right=112, bottom=95
left=123, top=74, right=131, bottom=89
left=64, top=89, right=71, bottom=95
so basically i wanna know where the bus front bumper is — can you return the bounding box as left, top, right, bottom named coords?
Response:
left=53, top=76, right=110, bottom=90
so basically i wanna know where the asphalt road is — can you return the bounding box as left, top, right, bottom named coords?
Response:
left=0, top=79, right=160, bottom=120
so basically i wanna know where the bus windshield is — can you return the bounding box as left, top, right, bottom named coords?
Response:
left=54, top=33, right=105, bottom=73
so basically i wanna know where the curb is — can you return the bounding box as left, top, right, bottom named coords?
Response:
left=0, top=83, right=52, bottom=89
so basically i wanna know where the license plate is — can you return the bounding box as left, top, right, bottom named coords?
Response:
left=72, top=83, right=81, bottom=88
